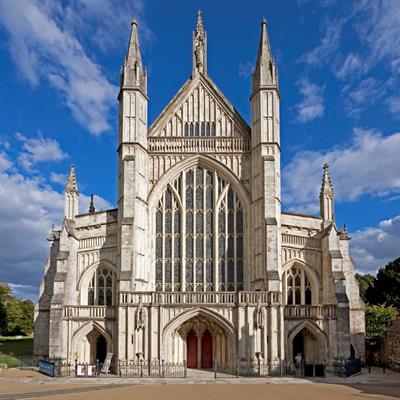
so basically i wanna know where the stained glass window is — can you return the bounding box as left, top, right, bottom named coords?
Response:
left=155, top=167, right=244, bottom=292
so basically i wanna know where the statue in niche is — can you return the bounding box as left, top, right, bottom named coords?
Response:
left=255, top=298, right=264, bottom=329
left=136, top=296, right=145, bottom=330
left=194, top=36, right=204, bottom=69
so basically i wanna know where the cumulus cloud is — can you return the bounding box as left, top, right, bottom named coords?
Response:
left=350, top=215, right=400, bottom=274
left=0, top=0, right=118, bottom=135
left=0, top=149, right=112, bottom=300
left=282, top=128, right=400, bottom=212
left=50, top=172, right=67, bottom=186
left=16, top=133, right=68, bottom=171
left=295, top=78, right=325, bottom=122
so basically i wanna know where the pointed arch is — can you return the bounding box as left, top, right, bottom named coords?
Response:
left=281, top=259, right=320, bottom=305
left=148, top=154, right=250, bottom=292
left=78, top=260, right=117, bottom=305
left=70, top=321, right=113, bottom=362
left=162, top=307, right=235, bottom=362
left=287, top=320, right=328, bottom=364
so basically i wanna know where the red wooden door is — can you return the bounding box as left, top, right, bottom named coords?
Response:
left=187, top=330, right=198, bottom=368
left=201, top=330, right=213, bottom=369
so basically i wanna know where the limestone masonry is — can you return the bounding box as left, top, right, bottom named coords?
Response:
left=34, top=12, right=365, bottom=370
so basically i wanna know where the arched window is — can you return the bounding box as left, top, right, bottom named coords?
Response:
left=155, top=166, right=244, bottom=292
left=285, top=266, right=313, bottom=305
left=88, top=267, right=115, bottom=306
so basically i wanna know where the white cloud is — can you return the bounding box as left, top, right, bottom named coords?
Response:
left=0, top=151, right=12, bottom=172
left=16, top=133, right=68, bottom=171
left=239, top=61, right=253, bottom=79
left=351, top=215, right=400, bottom=274
left=282, top=128, right=400, bottom=212
left=50, top=172, right=67, bottom=186
left=300, top=18, right=345, bottom=66
left=334, top=53, right=363, bottom=80
left=0, top=151, right=112, bottom=300
left=295, top=78, right=325, bottom=122
left=0, top=0, right=118, bottom=135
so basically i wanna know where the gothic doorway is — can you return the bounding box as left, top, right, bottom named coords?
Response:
left=96, top=335, right=107, bottom=363
left=292, top=331, right=304, bottom=362
left=187, top=329, right=198, bottom=368
left=201, top=329, right=213, bottom=368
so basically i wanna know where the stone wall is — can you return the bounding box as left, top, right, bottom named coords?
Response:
left=384, top=316, right=400, bottom=372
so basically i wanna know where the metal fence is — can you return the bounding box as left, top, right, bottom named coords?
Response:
left=118, top=359, right=186, bottom=378
left=214, top=360, right=292, bottom=378
left=0, top=352, right=34, bottom=369
left=333, top=358, right=361, bottom=377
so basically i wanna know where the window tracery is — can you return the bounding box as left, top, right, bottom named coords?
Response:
left=88, top=267, right=115, bottom=306
left=155, top=166, right=244, bottom=292
left=284, top=266, right=312, bottom=305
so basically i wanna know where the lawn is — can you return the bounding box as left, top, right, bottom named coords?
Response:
left=0, top=336, right=33, bottom=367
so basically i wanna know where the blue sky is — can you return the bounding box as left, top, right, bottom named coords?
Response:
left=0, top=0, right=399, bottom=300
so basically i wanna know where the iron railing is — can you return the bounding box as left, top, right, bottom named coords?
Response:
left=214, top=360, right=292, bottom=378
left=118, top=359, right=186, bottom=378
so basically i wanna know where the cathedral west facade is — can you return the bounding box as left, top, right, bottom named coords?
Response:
left=34, top=13, right=365, bottom=370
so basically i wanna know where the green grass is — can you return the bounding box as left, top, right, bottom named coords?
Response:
left=0, top=336, right=33, bottom=367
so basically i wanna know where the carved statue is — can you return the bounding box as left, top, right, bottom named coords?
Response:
left=136, top=296, right=146, bottom=329
left=255, top=298, right=264, bottom=329
left=194, top=36, right=204, bottom=68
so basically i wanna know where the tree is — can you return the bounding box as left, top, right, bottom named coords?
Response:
left=0, top=282, right=12, bottom=335
left=365, top=304, right=397, bottom=337
left=355, top=273, right=376, bottom=304
left=0, top=282, right=34, bottom=336
left=373, top=258, right=400, bottom=309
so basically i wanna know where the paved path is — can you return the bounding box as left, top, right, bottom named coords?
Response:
left=0, top=367, right=398, bottom=400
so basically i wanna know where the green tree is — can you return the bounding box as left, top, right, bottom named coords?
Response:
left=355, top=273, right=376, bottom=304
left=0, top=282, right=12, bottom=335
left=373, top=258, right=400, bottom=309
left=365, top=304, right=397, bottom=337
left=0, top=282, right=34, bottom=336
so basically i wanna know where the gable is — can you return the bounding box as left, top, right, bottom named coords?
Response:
left=148, top=74, right=250, bottom=138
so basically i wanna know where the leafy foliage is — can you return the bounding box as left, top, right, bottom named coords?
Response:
left=0, top=282, right=34, bottom=336
left=373, top=258, right=400, bottom=309
left=365, top=304, right=397, bottom=337
left=356, top=258, right=400, bottom=308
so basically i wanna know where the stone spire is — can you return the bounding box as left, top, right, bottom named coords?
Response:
left=89, top=194, right=96, bottom=214
left=192, top=10, right=207, bottom=76
left=120, top=19, right=147, bottom=93
left=65, top=164, right=79, bottom=219
left=66, top=163, right=78, bottom=193
left=320, top=163, right=334, bottom=223
left=252, top=18, right=278, bottom=91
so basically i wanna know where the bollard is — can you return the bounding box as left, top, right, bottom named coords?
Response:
left=214, top=359, right=217, bottom=379
left=368, top=365, right=371, bottom=374
left=184, top=360, right=187, bottom=379
left=74, top=359, right=78, bottom=378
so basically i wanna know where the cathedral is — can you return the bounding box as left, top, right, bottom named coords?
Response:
left=34, top=13, right=365, bottom=371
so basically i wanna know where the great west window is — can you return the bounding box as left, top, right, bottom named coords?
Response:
left=155, top=166, right=244, bottom=292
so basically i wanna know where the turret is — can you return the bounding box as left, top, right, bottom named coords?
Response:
left=320, top=163, right=335, bottom=224
left=192, top=11, right=207, bottom=76
left=64, top=164, right=79, bottom=219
